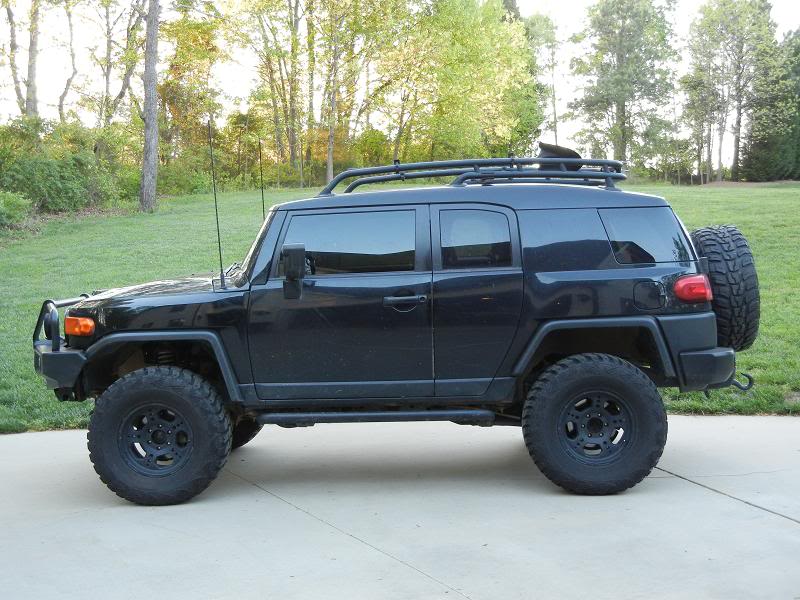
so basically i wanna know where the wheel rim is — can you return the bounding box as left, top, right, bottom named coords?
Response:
left=118, top=404, right=194, bottom=477
left=558, top=391, right=634, bottom=464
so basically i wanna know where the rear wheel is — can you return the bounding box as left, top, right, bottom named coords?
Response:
left=522, top=353, right=667, bottom=495
left=88, top=366, right=232, bottom=505
left=690, top=225, right=760, bottom=351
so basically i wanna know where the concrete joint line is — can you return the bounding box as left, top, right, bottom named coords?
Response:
left=227, top=469, right=474, bottom=600
left=655, top=467, right=800, bottom=526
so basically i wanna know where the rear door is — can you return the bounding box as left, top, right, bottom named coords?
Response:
left=431, top=204, right=524, bottom=396
left=247, top=205, right=434, bottom=400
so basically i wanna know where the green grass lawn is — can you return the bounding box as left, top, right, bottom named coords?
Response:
left=1, top=182, right=798, bottom=432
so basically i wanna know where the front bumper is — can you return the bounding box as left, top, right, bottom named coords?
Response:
left=678, top=347, right=736, bottom=392
left=34, top=341, right=86, bottom=390
left=32, top=296, right=89, bottom=394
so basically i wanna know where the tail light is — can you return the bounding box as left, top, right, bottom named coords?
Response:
left=64, top=316, right=96, bottom=336
left=673, top=274, right=713, bottom=303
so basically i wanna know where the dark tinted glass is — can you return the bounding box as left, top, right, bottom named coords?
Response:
left=280, top=211, right=415, bottom=275
left=519, top=209, right=617, bottom=272
left=440, top=210, right=512, bottom=269
left=599, top=207, right=693, bottom=264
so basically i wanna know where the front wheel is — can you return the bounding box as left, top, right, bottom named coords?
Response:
left=88, top=366, right=232, bottom=505
left=522, top=353, right=667, bottom=495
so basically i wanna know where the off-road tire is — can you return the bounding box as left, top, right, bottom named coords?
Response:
left=88, top=366, right=232, bottom=505
left=231, top=417, right=263, bottom=450
left=690, top=225, right=760, bottom=351
left=522, top=353, right=667, bottom=495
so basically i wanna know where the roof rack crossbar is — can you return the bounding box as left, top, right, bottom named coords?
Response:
left=343, top=168, right=476, bottom=193
left=450, top=168, right=625, bottom=187
left=318, top=156, right=624, bottom=196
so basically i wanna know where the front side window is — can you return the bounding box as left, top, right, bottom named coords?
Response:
left=279, top=210, right=416, bottom=275
left=440, top=209, right=512, bottom=269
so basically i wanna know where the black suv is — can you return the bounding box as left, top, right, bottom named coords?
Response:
left=33, top=147, right=760, bottom=505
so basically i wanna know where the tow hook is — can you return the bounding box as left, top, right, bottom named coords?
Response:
left=730, top=372, right=755, bottom=392
left=704, top=372, right=755, bottom=398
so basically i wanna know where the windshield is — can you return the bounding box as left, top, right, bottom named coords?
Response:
left=237, top=208, right=276, bottom=283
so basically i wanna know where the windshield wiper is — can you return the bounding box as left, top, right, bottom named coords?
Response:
left=224, top=262, right=241, bottom=275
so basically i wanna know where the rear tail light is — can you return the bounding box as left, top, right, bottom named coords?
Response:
left=673, top=274, right=713, bottom=303
left=64, top=316, right=96, bottom=336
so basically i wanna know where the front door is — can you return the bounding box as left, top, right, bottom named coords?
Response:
left=248, top=206, right=433, bottom=400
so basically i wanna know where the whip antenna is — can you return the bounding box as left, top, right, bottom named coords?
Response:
left=207, top=120, right=226, bottom=289
left=258, top=139, right=266, bottom=220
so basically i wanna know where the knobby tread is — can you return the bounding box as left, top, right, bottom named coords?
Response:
left=522, top=353, right=667, bottom=495
left=691, top=225, right=760, bottom=351
left=87, top=366, right=232, bottom=505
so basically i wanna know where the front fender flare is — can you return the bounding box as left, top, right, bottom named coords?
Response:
left=85, top=330, right=243, bottom=402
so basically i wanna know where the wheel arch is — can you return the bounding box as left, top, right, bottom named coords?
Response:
left=82, top=331, right=243, bottom=403
left=512, top=317, right=677, bottom=385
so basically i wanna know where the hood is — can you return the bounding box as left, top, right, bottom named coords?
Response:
left=77, top=275, right=215, bottom=308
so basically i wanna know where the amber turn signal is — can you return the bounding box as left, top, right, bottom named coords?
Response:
left=64, top=316, right=95, bottom=336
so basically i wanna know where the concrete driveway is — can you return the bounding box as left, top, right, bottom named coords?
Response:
left=1, top=415, right=798, bottom=599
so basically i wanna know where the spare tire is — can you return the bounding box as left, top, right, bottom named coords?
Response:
left=690, top=225, right=760, bottom=351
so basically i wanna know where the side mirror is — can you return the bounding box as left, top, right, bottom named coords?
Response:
left=281, top=243, right=305, bottom=299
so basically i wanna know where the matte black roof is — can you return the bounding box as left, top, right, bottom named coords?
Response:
left=276, top=183, right=668, bottom=212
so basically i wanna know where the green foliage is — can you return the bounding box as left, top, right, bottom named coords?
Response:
left=0, top=191, right=32, bottom=228
left=570, top=0, right=676, bottom=162
left=741, top=29, right=800, bottom=181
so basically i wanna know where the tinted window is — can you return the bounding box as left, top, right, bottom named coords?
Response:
left=519, top=209, right=617, bottom=272
left=280, top=211, right=415, bottom=275
left=599, top=207, right=693, bottom=264
left=440, top=210, right=512, bottom=269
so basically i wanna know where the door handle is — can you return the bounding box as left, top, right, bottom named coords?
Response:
left=383, top=294, right=428, bottom=307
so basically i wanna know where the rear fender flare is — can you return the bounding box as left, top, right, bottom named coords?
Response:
left=511, top=317, right=677, bottom=379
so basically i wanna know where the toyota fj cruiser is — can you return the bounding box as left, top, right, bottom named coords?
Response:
left=33, top=145, right=760, bottom=505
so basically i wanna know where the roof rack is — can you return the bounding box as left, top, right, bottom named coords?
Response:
left=317, top=156, right=625, bottom=196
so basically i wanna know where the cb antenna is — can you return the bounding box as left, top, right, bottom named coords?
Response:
left=258, top=139, right=266, bottom=220
left=207, top=119, right=226, bottom=289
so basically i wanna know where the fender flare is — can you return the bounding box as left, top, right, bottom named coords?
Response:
left=85, top=330, right=243, bottom=402
left=511, top=316, right=677, bottom=379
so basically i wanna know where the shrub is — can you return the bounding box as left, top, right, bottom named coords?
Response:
left=0, top=155, right=88, bottom=212
left=0, top=191, right=32, bottom=227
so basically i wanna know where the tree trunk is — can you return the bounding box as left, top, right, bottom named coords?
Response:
left=287, top=0, right=300, bottom=167
left=705, top=122, right=713, bottom=183
left=613, top=100, right=627, bottom=161
left=4, top=5, right=26, bottom=114
left=58, top=2, right=78, bottom=123
left=305, top=0, right=316, bottom=164
left=139, top=0, right=160, bottom=213
left=716, top=122, right=725, bottom=182
left=25, top=0, right=41, bottom=118
left=731, top=97, right=743, bottom=181
left=326, top=26, right=339, bottom=184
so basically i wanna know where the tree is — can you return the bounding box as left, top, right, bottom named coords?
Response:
left=58, top=0, right=80, bottom=123
left=525, top=14, right=558, bottom=145
left=741, top=29, right=800, bottom=180
left=691, top=0, right=776, bottom=180
left=139, top=0, right=159, bottom=212
left=570, top=0, right=675, bottom=162
left=2, top=0, right=43, bottom=117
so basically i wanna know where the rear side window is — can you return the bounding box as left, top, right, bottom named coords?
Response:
left=440, top=209, right=512, bottom=269
left=279, top=210, right=416, bottom=275
left=599, top=207, right=693, bottom=264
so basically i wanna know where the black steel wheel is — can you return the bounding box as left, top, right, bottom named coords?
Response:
left=231, top=416, right=263, bottom=450
left=118, top=404, right=195, bottom=476
left=88, top=366, right=232, bottom=505
left=522, top=353, right=667, bottom=495
left=558, top=391, right=634, bottom=465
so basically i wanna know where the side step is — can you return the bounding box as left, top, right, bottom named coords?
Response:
left=256, top=409, right=496, bottom=428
